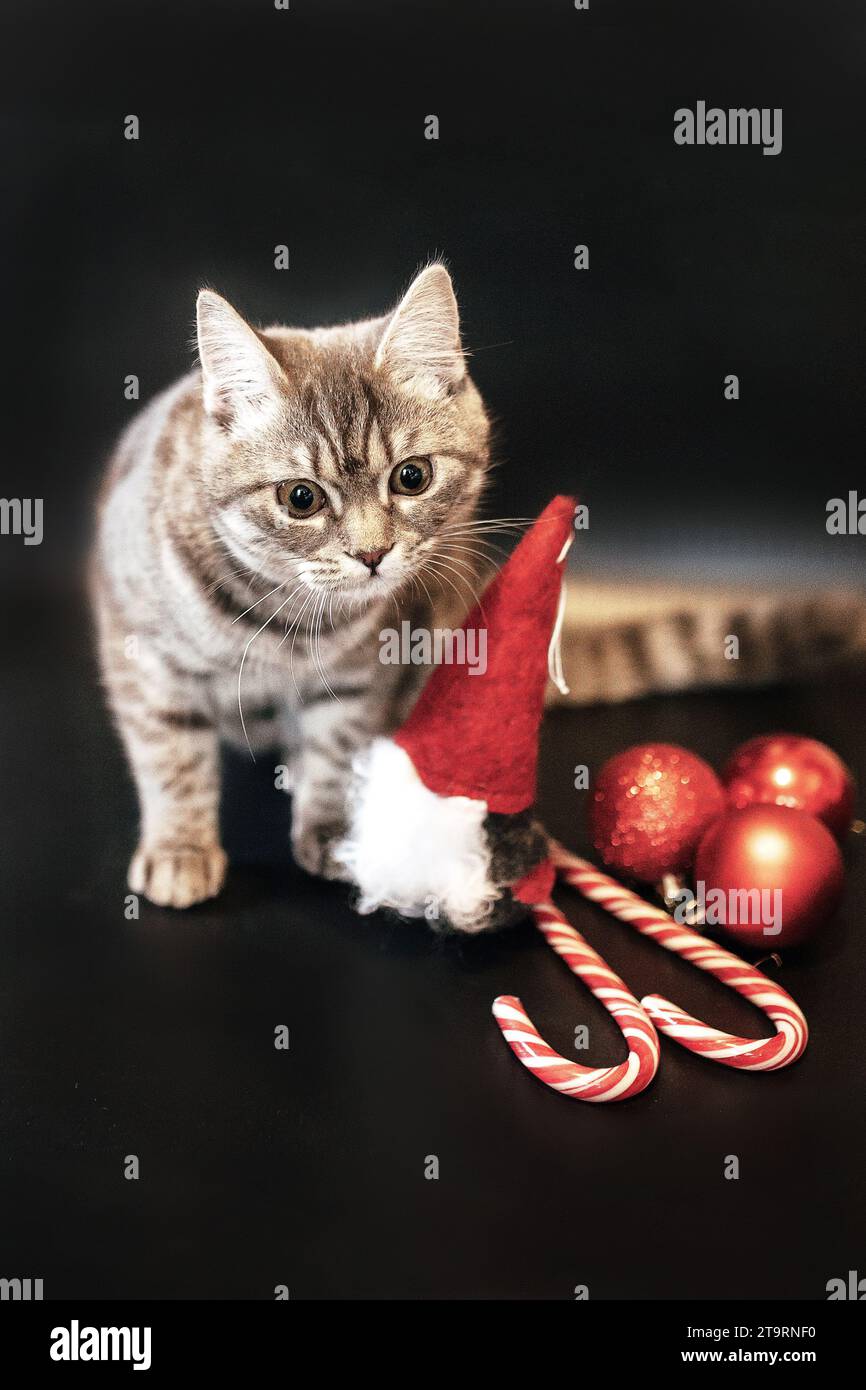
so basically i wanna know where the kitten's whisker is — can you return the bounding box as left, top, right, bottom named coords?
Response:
left=431, top=552, right=491, bottom=607
left=287, top=588, right=319, bottom=704
left=425, top=556, right=486, bottom=613
left=413, top=568, right=435, bottom=614
left=439, top=525, right=528, bottom=540
left=232, top=579, right=290, bottom=625
left=437, top=547, right=503, bottom=585
left=237, top=590, right=298, bottom=759
left=439, top=533, right=509, bottom=553
left=426, top=548, right=485, bottom=592
left=437, top=542, right=503, bottom=583
left=432, top=548, right=488, bottom=582
left=274, top=583, right=310, bottom=641
left=204, top=563, right=257, bottom=596
left=312, top=590, right=339, bottom=701
left=307, top=594, right=333, bottom=700
left=213, top=536, right=277, bottom=596
left=419, top=559, right=473, bottom=615
left=440, top=516, right=534, bottom=532
left=439, top=536, right=508, bottom=558
left=311, top=594, right=323, bottom=690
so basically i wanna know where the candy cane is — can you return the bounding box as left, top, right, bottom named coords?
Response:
left=492, top=899, right=660, bottom=1102
left=548, top=841, right=808, bottom=1072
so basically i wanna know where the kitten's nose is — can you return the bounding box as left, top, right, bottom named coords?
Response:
left=351, top=546, right=391, bottom=574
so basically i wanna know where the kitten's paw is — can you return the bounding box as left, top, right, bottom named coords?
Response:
left=291, top=819, right=352, bottom=882
left=128, top=842, right=228, bottom=909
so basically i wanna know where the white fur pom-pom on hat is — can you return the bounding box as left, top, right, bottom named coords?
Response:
left=334, top=738, right=500, bottom=933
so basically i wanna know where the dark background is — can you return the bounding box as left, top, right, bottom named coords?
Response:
left=1, top=0, right=865, bottom=1301
left=1, top=0, right=864, bottom=582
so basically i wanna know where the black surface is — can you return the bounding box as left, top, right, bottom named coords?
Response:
left=2, top=591, right=864, bottom=1300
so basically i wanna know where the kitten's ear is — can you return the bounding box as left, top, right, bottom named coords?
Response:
left=196, top=290, right=287, bottom=432
left=374, top=265, right=465, bottom=398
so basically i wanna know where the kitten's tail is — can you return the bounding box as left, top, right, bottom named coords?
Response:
left=552, top=578, right=866, bottom=705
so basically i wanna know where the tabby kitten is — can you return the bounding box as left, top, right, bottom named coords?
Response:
left=92, top=266, right=491, bottom=908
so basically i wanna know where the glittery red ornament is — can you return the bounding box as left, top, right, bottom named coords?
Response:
left=588, top=743, right=725, bottom=883
left=723, top=733, right=856, bottom=841
left=694, top=805, right=844, bottom=949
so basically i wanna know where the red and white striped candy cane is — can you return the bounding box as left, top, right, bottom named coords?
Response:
left=492, top=899, right=660, bottom=1102
left=549, top=841, right=808, bottom=1072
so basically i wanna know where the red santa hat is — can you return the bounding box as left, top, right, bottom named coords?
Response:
left=394, top=494, right=576, bottom=813
left=335, top=495, right=577, bottom=932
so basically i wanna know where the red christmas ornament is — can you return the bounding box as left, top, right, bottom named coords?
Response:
left=694, top=805, right=844, bottom=949
left=589, top=743, right=725, bottom=883
left=723, top=733, right=856, bottom=840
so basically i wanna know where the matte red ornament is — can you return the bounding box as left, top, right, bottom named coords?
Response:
left=723, top=733, right=856, bottom=841
left=588, top=743, right=725, bottom=883
left=694, top=805, right=844, bottom=949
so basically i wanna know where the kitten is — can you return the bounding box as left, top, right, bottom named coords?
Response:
left=92, top=266, right=491, bottom=908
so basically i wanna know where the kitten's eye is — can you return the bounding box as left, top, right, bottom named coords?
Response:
left=390, top=457, right=433, bottom=496
left=276, top=480, right=327, bottom=517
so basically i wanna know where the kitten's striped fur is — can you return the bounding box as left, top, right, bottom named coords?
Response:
left=92, top=266, right=491, bottom=907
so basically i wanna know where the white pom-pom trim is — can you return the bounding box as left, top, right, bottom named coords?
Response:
left=334, top=738, right=498, bottom=933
